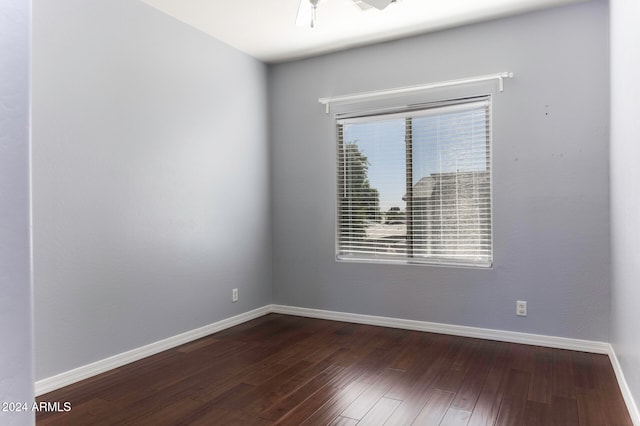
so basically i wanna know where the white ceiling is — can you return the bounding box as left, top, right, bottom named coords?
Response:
left=139, top=0, right=586, bottom=63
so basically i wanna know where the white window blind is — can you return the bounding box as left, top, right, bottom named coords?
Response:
left=336, top=96, right=492, bottom=267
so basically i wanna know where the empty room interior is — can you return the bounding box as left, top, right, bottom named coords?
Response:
left=1, top=0, right=639, bottom=424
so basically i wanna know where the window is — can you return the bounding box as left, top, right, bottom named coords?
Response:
left=336, top=96, right=492, bottom=267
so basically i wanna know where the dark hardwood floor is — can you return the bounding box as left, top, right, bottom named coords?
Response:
left=36, top=314, right=632, bottom=425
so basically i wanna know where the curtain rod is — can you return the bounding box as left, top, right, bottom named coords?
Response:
left=319, top=72, right=513, bottom=114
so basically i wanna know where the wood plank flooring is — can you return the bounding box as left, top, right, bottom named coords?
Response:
left=36, top=314, right=632, bottom=425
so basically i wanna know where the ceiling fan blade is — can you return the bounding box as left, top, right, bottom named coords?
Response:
left=358, top=0, right=394, bottom=10
left=296, top=0, right=312, bottom=26
left=352, top=0, right=373, bottom=11
left=296, top=0, right=322, bottom=27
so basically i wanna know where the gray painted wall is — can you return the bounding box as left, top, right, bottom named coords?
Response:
left=610, top=0, right=640, bottom=415
left=269, top=1, right=610, bottom=341
left=32, top=0, right=271, bottom=380
left=0, top=0, right=35, bottom=424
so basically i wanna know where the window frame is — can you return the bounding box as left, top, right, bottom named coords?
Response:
left=335, top=95, right=494, bottom=268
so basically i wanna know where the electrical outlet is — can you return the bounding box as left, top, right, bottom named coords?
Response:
left=232, top=288, right=238, bottom=303
left=516, top=300, right=527, bottom=316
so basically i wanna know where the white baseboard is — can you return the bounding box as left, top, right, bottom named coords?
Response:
left=37, top=303, right=637, bottom=424
left=608, top=344, right=640, bottom=425
left=35, top=305, right=271, bottom=396
left=271, top=304, right=610, bottom=354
